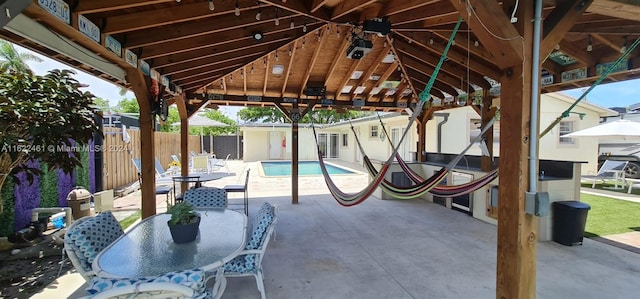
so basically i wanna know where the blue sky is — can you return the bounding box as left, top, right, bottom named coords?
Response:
left=15, top=44, right=640, bottom=114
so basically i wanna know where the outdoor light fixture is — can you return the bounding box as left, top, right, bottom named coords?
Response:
left=208, top=0, right=214, bottom=11
left=274, top=8, right=279, bottom=25
left=303, top=17, right=307, bottom=32
left=252, top=31, right=264, bottom=41
left=621, top=37, right=628, bottom=53
left=255, top=2, right=261, bottom=20
left=290, top=17, right=294, bottom=29
left=234, top=0, right=240, bottom=16
left=587, top=35, right=592, bottom=52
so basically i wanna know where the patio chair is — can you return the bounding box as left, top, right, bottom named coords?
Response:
left=64, top=211, right=124, bottom=282
left=223, top=202, right=278, bottom=299
left=183, top=186, right=228, bottom=208
left=83, top=268, right=224, bottom=299
left=581, top=160, right=628, bottom=188
left=192, top=155, right=216, bottom=173
left=155, top=157, right=180, bottom=176
left=224, top=168, right=250, bottom=215
left=210, top=154, right=231, bottom=174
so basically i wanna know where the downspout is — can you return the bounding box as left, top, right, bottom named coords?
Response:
left=529, top=0, right=542, bottom=192
left=434, top=113, right=449, bottom=153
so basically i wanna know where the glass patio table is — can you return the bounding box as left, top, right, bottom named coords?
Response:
left=92, top=208, right=248, bottom=278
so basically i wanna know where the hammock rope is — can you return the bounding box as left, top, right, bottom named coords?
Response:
left=311, top=16, right=464, bottom=206
left=540, top=37, right=640, bottom=137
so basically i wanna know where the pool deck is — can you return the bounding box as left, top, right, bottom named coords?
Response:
left=33, top=159, right=640, bottom=299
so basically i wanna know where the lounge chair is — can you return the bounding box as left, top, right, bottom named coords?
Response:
left=581, top=160, right=628, bottom=188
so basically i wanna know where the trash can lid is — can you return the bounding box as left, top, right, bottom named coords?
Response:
left=67, top=187, right=92, bottom=201
left=553, top=200, right=591, bottom=210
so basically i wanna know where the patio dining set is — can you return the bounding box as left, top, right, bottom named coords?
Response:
left=63, top=184, right=278, bottom=299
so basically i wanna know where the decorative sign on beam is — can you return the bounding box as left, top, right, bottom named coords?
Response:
left=38, top=0, right=70, bottom=24
left=596, top=60, right=628, bottom=76
left=561, top=67, right=587, bottom=83
left=283, top=97, right=297, bottom=103
left=248, top=95, right=263, bottom=102
left=208, top=94, right=224, bottom=100
left=78, top=15, right=100, bottom=43
left=541, top=69, right=554, bottom=86
left=139, top=60, right=150, bottom=76
left=548, top=51, right=577, bottom=66
left=105, top=35, right=122, bottom=57
left=125, top=49, right=137, bottom=68
left=353, top=99, right=364, bottom=107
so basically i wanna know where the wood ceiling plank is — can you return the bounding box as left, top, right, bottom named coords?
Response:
left=431, top=31, right=496, bottom=64
left=311, top=0, right=329, bottom=13
left=379, top=0, right=440, bottom=17
left=364, top=61, right=396, bottom=99
left=170, top=53, right=263, bottom=81
left=264, top=53, right=272, bottom=95
left=393, top=38, right=491, bottom=89
left=324, top=35, right=351, bottom=87
left=173, top=63, right=243, bottom=83
left=350, top=43, right=390, bottom=98
left=259, top=0, right=331, bottom=22
left=299, top=26, right=330, bottom=97
left=592, top=33, right=624, bottom=52
left=243, top=66, right=247, bottom=94
left=569, top=24, right=640, bottom=35
left=152, top=33, right=297, bottom=68
left=400, top=55, right=469, bottom=94
left=389, top=1, right=454, bottom=26
left=587, top=0, right=640, bottom=22
left=162, top=48, right=271, bottom=76
left=102, top=1, right=258, bottom=34
left=124, top=9, right=296, bottom=48
left=335, top=58, right=364, bottom=99
left=447, top=0, right=523, bottom=69
left=404, top=66, right=459, bottom=97
left=331, top=0, right=377, bottom=20
left=540, top=0, right=593, bottom=61
left=557, top=40, right=595, bottom=66
left=74, top=0, right=174, bottom=14
left=394, top=31, right=501, bottom=80
left=181, top=70, right=238, bottom=91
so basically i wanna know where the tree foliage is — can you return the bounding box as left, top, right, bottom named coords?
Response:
left=0, top=69, right=101, bottom=213
left=238, top=107, right=371, bottom=124
left=201, top=109, right=236, bottom=135
left=0, top=40, right=42, bottom=74
left=116, top=97, right=140, bottom=114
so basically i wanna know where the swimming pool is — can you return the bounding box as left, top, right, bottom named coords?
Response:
left=259, top=161, right=355, bottom=177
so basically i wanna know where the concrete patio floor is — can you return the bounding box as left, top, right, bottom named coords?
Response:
left=33, top=160, right=640, bottom=298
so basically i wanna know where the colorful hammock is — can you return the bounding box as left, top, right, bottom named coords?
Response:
left=355, top=115, right=497, bottom=199
left=312, top=17, right=464, bottom=206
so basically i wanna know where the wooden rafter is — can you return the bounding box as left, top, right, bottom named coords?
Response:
left=167, top=53, right=264, bottom=78
left=324, top=34, right=351, bottom=85
left=331, top=0, right=377, bottom=20
left=264, top=53, right=272, bottom=95
left=350, top=42, right=389, bottom=98
left=74, top=0, right=173, bottom=14
left=448, top=0, right=523, bottom=69
left=540, top=0, right=593, bottom=60
left=259, top=0, right=331, bottom=22
left=388, top=1, right=453, bottom=26
left=335, top=57, right=364, bottom=99
left=282, top=40, right=298, bottom=96
left=379, top=0, right=440, bottom=17
left=365, top=61, right=397, bottom=100
left=299, top=27, right=330, bottom=97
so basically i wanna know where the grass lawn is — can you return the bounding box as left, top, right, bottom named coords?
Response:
left=580, top=194, right=640, bottom=237
left=118, top=210, right=141, bottom=230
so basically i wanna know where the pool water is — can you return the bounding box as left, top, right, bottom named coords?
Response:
left=260, top=161, right=354, bottom=176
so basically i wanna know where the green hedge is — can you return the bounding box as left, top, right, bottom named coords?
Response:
left=0, top=178, right=15, bottom=237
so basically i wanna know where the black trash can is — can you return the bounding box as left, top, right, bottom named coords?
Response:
left=552, top=201, right=591, bottom=246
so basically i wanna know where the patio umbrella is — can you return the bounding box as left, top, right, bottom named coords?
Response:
left=561, top=119, right=640, bottom=139
left=172, top=115, right=229, bottom=152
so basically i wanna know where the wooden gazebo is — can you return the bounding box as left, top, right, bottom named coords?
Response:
left=2, top=0, right=640, bottom=297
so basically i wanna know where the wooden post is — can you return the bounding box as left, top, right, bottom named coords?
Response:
left=292, top=101, right=299, bottom=204
left=496, top=2, right=538, bottom=298
left=415, top=107, right=433, bottom=162
left=175, top=94, right=190, bottom=193
left=126, top=69, right=156, bottom=219
left=480, top=91, right=495, bottom=172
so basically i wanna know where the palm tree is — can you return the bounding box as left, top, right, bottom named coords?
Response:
left=0, top=39, right=42, bottom=74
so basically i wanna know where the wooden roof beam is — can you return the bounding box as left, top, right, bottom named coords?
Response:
left=335, top=57, right=364, bottom=99
left=102, top=1, right=259, bottom=34
left=331, top=0, right=377, bottom=20
left=587, top=0, right=640, bottom=22
left=592, top=33, right=625, bottom=53
left=264, top=53, right=272, bottom=95
left=311, top=0, right=329, bottom=13
left=379, top=0, right=440, bottom=17
left=161, top=47, right=279, bottom=76
left=364, top=61, right=397, bottom=100
left=324, top=35, right=351, bottom=85
left=281, top=39, right=298, bottom=96
left=448, top=0, right=523, bottom=69
left=394, top=31, right=501, bottom=80
left=408, top=76, right=445, bottom=100
left=173, top=64, right=243, bottom=85
left=139, top=22, right=321, bottom=60
left=350, top=38, right=389, bottom=98
left=389, top=1, right=454, bottom=26
left=402, top=59, right=462, bottom=96
left=259, top=0, right=331, bottom=23
left=431, top=31, right=496, bottom=65
left=540, top=0, right=593, bottom=61
left=74, top=0, right=174, bottom=14
left=557, top=40, right=595, bottom=66
left=298, top=26, right=330, bottom=97
left=124, top=9, right=298, bottom=48
left=152, top=34, right=297, bottom=68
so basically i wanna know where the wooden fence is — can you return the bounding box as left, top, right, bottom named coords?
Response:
left=101, top=127, right=201, bottom=190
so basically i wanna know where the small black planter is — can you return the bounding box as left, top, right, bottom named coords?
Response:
left=168, top=216, right=201, bottom=244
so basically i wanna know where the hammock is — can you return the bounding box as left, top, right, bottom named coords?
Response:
left=371, top=113, right=499, bottom=198
left=356, top=116, right=497, bottom=199
left=312, top=17, right=464, bottom=206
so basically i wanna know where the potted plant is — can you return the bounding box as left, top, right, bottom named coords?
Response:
left=166, top=202, right=201, bottom=244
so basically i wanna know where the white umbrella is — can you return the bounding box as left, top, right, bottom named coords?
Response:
left=172, top=115, right=229, bottom=152
left=561, top=119, right=640, bottom=139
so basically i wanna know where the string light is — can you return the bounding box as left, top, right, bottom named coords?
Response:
left=255, top=2, right=261, bottom=20
left=275, top=8, right=279, bottom=25
left=303, top=17, right=307, bottom=32
left=586, top=35, right=592, bottom=52
left=317, top=30, right=321, bottom=41
left=621, top=36, right=628, bottom=53
left=250, top=64, right=254, bottom=74
left=229, top=74, right=233, bottom=83
left=234, top=0, right=240, bottom=16
left=474, top=40, right=479, bottom=47
left=208, top=0, right=214, bottom=11
left=429, top=38, right=434, bottom=45
left=275, top=51, right=279, bottom=61
left=302, top=37, right=306, bottom=49
left=288, top=45, right=292, bottom=56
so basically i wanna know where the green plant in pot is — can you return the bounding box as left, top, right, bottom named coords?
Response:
left=166, top=202, right=201, bottom=244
